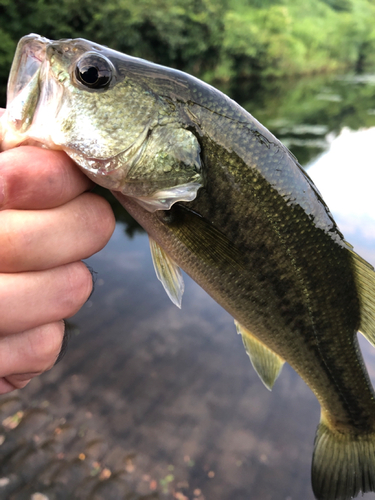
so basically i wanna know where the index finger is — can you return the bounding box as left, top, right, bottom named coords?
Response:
left=0, top=146, right=94, bottom=210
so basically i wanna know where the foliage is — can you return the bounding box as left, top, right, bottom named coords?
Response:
left=239, top=72, right=375, bottom=165
left=0, top=0, right=375, bottom=105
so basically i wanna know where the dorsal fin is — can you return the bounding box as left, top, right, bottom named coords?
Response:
left=149, top=236, right=184, bottom=308
left=235, top=321, right=285, bottom=390
left=350, top=248, right=375, bottom=346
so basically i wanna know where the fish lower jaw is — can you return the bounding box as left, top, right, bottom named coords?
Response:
left=2, top=135, right=58, bottom=151
left=1, top=129, right=46, bottom=151
left=0, top=115, right=24, bottom=150
left=1, top=113, right=58, bottom=151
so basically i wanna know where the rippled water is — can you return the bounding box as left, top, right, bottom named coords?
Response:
left=1, top=73, right=375, bottom=500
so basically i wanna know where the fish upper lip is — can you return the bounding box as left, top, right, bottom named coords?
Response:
left=2, top=36, right=64, bottom=151
left=6, top=35, right=49, bottom=107
left=27, top=49, right=45, bottom=64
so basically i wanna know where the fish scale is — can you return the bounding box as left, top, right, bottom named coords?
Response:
left=3, top=34, right=375, bottom=500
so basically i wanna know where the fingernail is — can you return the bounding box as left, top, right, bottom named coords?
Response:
left=55, top=320, right=71, bottom=365
left=83, top=263, right=98, bottom=300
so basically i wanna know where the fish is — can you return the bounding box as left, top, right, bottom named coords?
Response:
left=2, top=33, right=375, bottom=500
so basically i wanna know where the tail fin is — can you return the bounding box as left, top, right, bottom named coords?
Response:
left=312, top=420, right=375, bottom=500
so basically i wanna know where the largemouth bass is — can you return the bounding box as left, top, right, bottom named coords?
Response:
left=2, top=34, right=375, bottom=500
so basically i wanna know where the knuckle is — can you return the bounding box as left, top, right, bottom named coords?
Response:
left=0, top=212, right=26, bottom=269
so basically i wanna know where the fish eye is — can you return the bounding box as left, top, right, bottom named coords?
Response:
left=75, top=54, right=113, bottom=89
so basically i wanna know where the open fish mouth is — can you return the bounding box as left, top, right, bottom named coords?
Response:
left=1, top=34, right=63, bottom=151
left=7, top=34, right=49, bottom=105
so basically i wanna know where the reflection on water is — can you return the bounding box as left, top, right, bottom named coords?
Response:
left=1, top=73, right=375, bottom=500
left=237, top=71, right=375, bottom=166
left=308, top=127, right=375, bottom=257
left=1, top=229, right=319, bottom=500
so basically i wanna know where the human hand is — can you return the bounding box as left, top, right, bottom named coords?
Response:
left=0, top=116, right=115, bottom=393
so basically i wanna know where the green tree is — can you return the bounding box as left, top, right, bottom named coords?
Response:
left=1, top=0, right=375, bottom=105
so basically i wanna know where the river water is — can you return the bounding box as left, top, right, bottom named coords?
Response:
left=1, top=73, right=375, bottom=500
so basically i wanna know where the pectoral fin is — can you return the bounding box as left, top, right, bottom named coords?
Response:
left=235, top=321, right=284, bottom=390
left=149, top=237, right=184, bottom=308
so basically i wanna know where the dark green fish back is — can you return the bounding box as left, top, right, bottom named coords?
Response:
left=164, top=85, right=375, bottom=424
left=111, top=57, right=375, bottom=500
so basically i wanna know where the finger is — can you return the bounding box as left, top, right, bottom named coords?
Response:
left=55, top=322, right=71, bottom=365
left=0, top=108, right=4, bottom=140
left=0, top=146, right=94, bottom=210
left=0, top=261, right=93, bottom=336
left=0, top=192, right=115, bottom=272
left=0, top=321, right=65, bottom=394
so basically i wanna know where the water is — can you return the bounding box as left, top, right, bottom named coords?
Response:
left=1, top=73, right=375, bottom=500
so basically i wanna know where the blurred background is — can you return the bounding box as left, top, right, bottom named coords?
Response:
left=1, top=1, right=375, bottom=499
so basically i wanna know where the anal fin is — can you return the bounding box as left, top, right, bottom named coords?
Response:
left=149, top=237, right=184, bottom=308
left=235, top=321, right=284, bottom=390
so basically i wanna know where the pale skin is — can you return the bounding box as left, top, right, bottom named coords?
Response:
left=0, top=109, right=116, bottom=394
